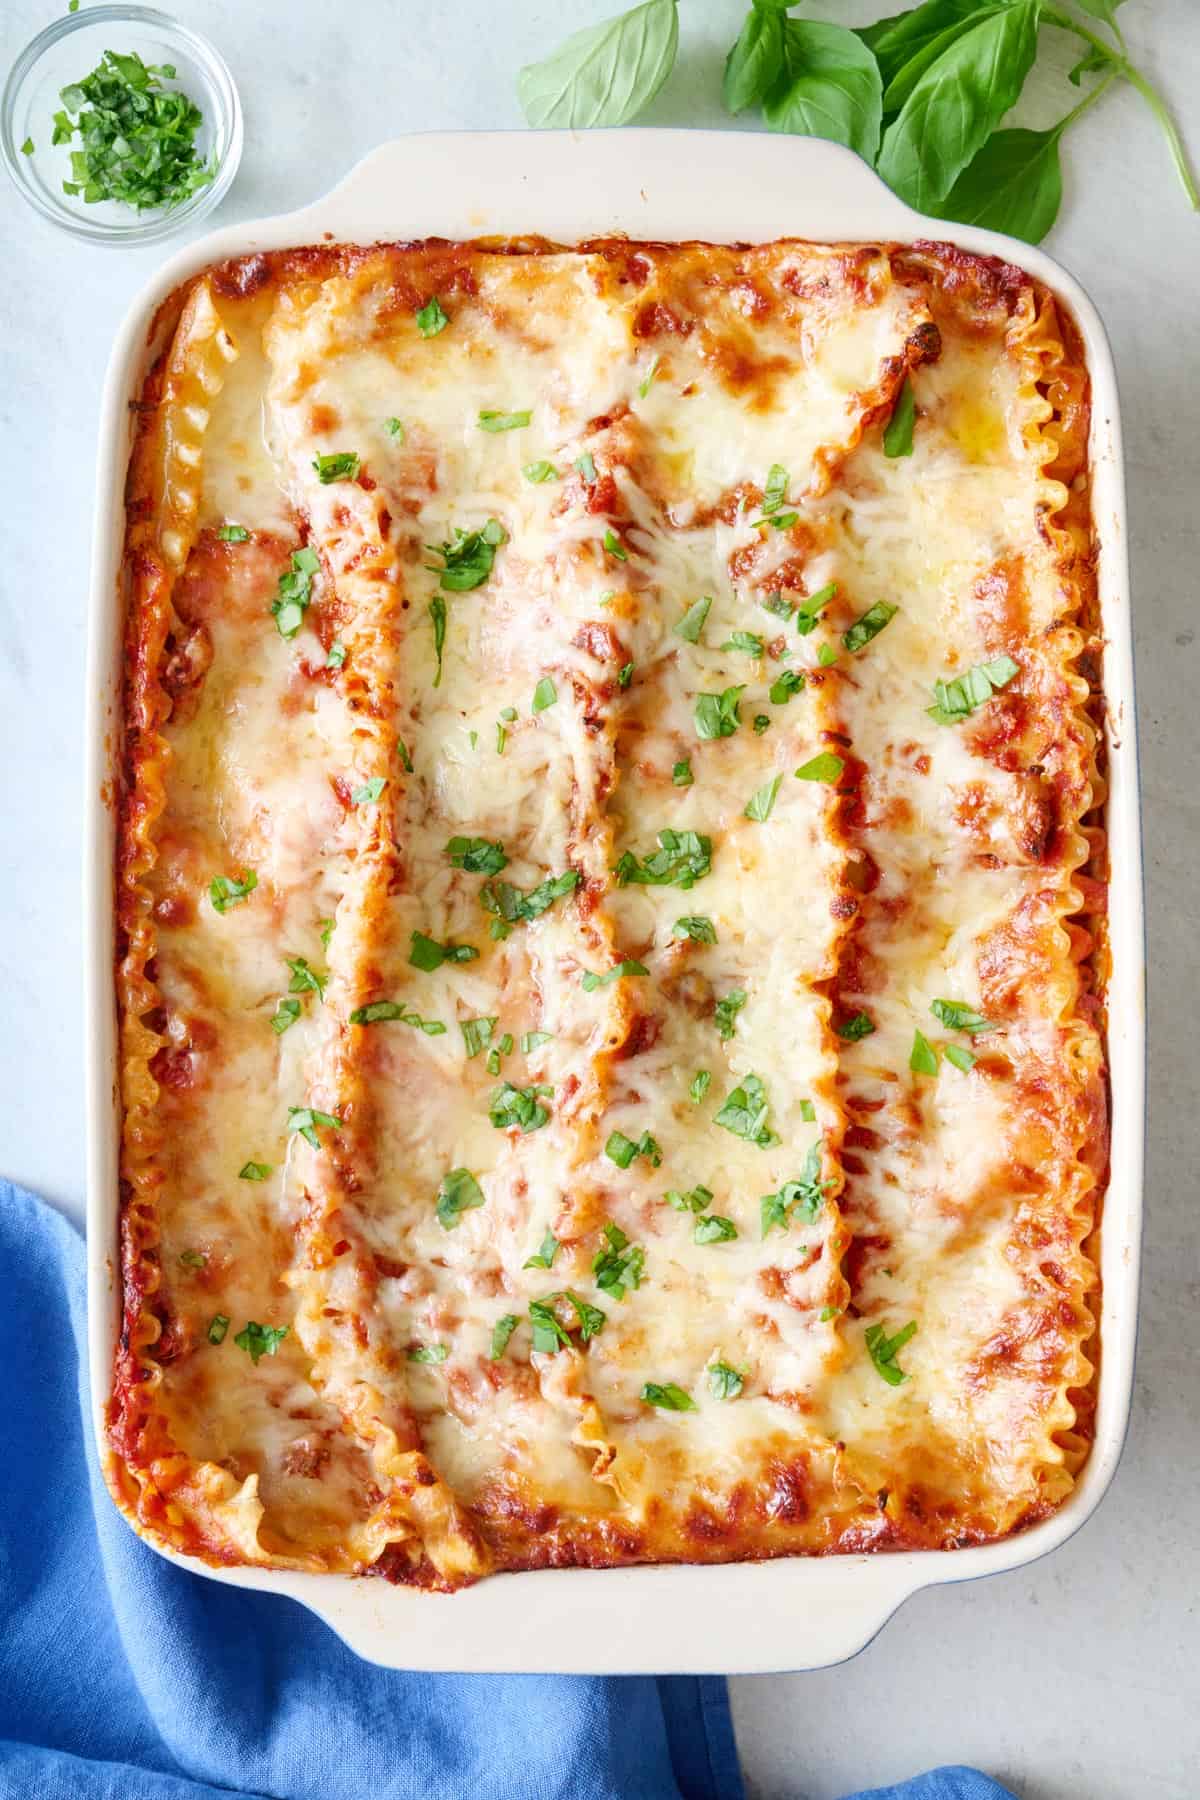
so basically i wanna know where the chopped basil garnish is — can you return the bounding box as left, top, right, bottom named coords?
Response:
left=436, top=1166, right=486, bottom=1230
left=763, top=593, right=793, bottom=620
left=489, top=1081, right=553, bottom=1134
left=207, top=1314, right=229, bottom=1345
left=603, top=528, right=628, bottom=562
left=843, top=601, right=898, bottom=654
left=481, top=869, right=580, bottom=927
left=722, top=630, right=764, bottom=656
left=446, top=836, right=508, bottom=875
left=532, top=675, right=558, bottom=713
left=673, top=915, right=716, bottom=945
left=638, top=353, right=661, bottom=398
left=604, top=1129, right=661, bottom=1170
left=523, top=459, right=558, bottom=483
left=238, top=1162, right=271, bottom=1181
left=415, top=296, right=449, bottom=337
left=565, top=1290, right=606, bottom=1340
left=384, top=417, right=404, bottom=439
left=744, top=775, right=781, bottom=822
left=312, top=451, right=360, bottom=484
left=672, top=759, right=694, bottom=787
left=479, top=409, right=532, bottom=432
left=762, top=464, right=789, bottom=514
left=409, top=931, right=479, bottom=972
left=209, top=870, right=257, bottom=914
left=769, top=668, right=805, bottom=705
left=178, top=1248, right=206, bottom=1269
left=575, top=451, right=597, bottom=485
left=836, top=1012, right=875, bottom=1041
left=673, top=595, right=712, bottom=643
left=592, top=1222, right=645, bottom=1299
left=760, top=1140, right=827, bottom=1237
left=522, top=1029, right=552, bottom=1053
left=217, top=524, right=249, bottom=542
left=714, top=1073, right=778, bottom=1148
left=753, top=715, right=771, bottom=735
left=666, top=1184, right=713, bottom=1213
left=694, top=685, right=744, bottom=741
left=817, top=643, right=838, bottom=668
left=882, top=377, right=916, bottom=458
left=910, top=1029, right=938, bottom=1076
left=865, top=1319, right=917, bottom=1385
left=20, top=137, right=34, bottom=156
left=708, top=1362, right=744, bottom=1400
left=52, top=50, right=213, bottom=212
left=428, top=596, right=447, bottom=686
left=428, top=518, right=505, bottom=592
left=928, top=656, right=1020, bottom=725
left=286, top=956, right=324, bottom=999
left=271, top=997, right=301, bottom=1035
left=795, top=583, right=837, bottom=637
left=351, top=776, right=386, bottom=805
left=930, top=999, right=994, bottom=1035
left=582, top=958, right=648, bottom=991
left=529, top=1297, right=572, bottom=1354
left=460, top=1016, right=497, bottom=1059
left=795, top=752, right=844, bottom=784
left=819, top=1305, right=841, bottom=1322
left=614, top=829, right=711, bottom=891
left=617, top=661, right=634, bottom=689
left=318, top=918, right=335, bottom=951
left=945, top=1044, right=977, bottom=1073
left=689, top=1070, right=711, bottom=1104
left=714, top=988, right=747, bottom=1041
left=799, top=1098, right=815, bottom=1122
left=286, top=1106, right=341, bottom=1149
left=408, top=1343, right=449, bottom=1364
left=693, top=1214, right=738, bottom=1245
left=326, top=639, right=346, bottom=670
left=349, top=1001, right=445, bottom=1033
left=523, top=1229, right=559, bottom=1271
left=641, top=1382, right=696, bottom=1412
left=235, top=1321, right=289, bottom=1364
left=490, top=1314, right=519, bottom=1359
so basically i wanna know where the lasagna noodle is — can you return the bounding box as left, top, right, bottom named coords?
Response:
left=110, top=239, right=1105, bottom=1583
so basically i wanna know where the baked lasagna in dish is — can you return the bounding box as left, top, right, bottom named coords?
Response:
left=110, top=237, right=1108, bottom=1588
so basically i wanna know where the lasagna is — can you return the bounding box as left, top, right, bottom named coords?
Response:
left=109, top=237, right=1107, bottom=1587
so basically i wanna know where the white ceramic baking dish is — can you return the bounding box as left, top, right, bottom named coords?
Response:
left=83, top=129, right=1143, bottom=1675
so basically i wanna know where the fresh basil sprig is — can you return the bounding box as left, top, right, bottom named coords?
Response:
left=516, top=0, right=1196, bottom=245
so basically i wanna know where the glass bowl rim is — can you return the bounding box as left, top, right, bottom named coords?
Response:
left=1, top=3, right=243, bottom=245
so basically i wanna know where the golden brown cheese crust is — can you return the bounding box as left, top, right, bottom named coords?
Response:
left=110, top=237, right=1106, bottom=1586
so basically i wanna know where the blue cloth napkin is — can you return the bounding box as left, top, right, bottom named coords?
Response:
left=0, top=1179, right=1016, bottom=1800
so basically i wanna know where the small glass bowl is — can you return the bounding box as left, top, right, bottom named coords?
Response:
left=2, top=5, right=242, bottom=245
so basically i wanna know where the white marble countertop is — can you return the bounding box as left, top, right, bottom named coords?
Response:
left=2, top=1, right=1197, bottom=1793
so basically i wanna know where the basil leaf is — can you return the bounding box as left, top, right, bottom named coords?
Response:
left=769, top=668, right=805, bottom=705
left=575, top=451, right=597, bottom=485
left=693, top=1214, right=738, bottom=1245
left=843, top=601, right=898, bottom=652
left=714, top=1073, right=778, bottom=1148
left=945, top=1043, right=978, bottom=1072
left=880, top=4, right=1009, bottom=115
left=446, top=836, right=508, bottom=875
left=416, top=296, right=449, bottom=337
left=928, top=655, right=1019, bottom=723
left=674, top=595, right=712, bottom=643
left=795, top=752, right=844, bottom=784
left=481, top=869, right=580, bottom=925
left=672, top=759, right=694, bottom=787
left=864, top=1319, right=918, bottom=1386
left=603, top=528, right=628, bottom=562
left=673, top=915, right=716, bottom=944
left=518, top=0, right=680, bottom=129
left=524, top=1229, right=560, bottom=1271
left=20, top=137, right=34, bottom=156
left=408, top=1343, right=449, bottom=1364
left=744, top=775, right=781, bottom=823
left=409, top=931, right=480, bottom=971
left=489, top=1082, right=553, bottom=1134
left=271, top=546, right=320, bottom=639
left=930, top=998, right=994, bottom=1035
left=479, top=409, right=532, bottom=432
left=796, top=581, right=837, bottom=636
left=351, top=776, right=386, bottom=805
left=312, top=451, right=359, bottom=484
left=929, top=125, right=1064, bottom=244
left=234, top=1322, right=289, bottom=1365
left=272, top=997, right=301, bottom=1035
left=384, top=417, right=404, bottom=439
left=666, top=1184, right=714, bottom=1213
left=397, top=739, right=414, bottom=774
left=326, top=640, right=346, bottom=670
left=529, top=1297, right=572, bottom=1354
left=708, top=1361, right=745, bottom=1400
left=638, top=353, right=662, bottom=398
left=207, top=1314, right=230, bottom=1345
left=428, top=519, right=506, bottom=592
left=428, top=596, right=446, bottom=686
left=883, top=378, right=916, bottom=458
left=614, top=829, right=712, bottom=889
left=524, top=459, right=558, bottom=483
left=532, top=676, right=558, bottom=713
left=763, top=20, right=884, bottom=163
left=641, top=1381, right=696, bottom=1412
left=761, top=463, right=789, bottom=514
left=817, top=644, right=838, bottom=668
left=217, top=524, right=249, bottom=542
left=209, top=870, right=257, bottom=914
left=436, top=1167, right=486, bottom=1230
left=859, top=0, right=994, bottom=95
left=753, top=715, right=771, bottom=735
left=714, top=988, right=747, bottom=1041
left=582, top=958, right=649, bottom=991
left=565, top=1290, right=607, bottom=1341
left=876, top=0, right=1040, bottom=211
left=723, top=3, right=785, bottom=114
left=722, top=631, right=764, bottom=656
left=286, top=1106, right=341, bottom=1149
left=604, top=1129, right=661, bottom=1170
left=689, top=1070, right=711, bottom=1105
left=178, top=1248, right=206, bottom=1270
left=592, top=1222, right=645, bottom=1299
left=238, top=1162, right=271, bottom=1181
left=521, top=1030, right=552, bottom=1053
left=836, top=1012, right=875, bottom=1041
left=910, top=1028, right=939, bottom=1076
left=695, top=685, right=744, bottom=741
left=461, top=1016, right=496, bottom=1059
left=490, top=1314, right=519, bottom=1359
